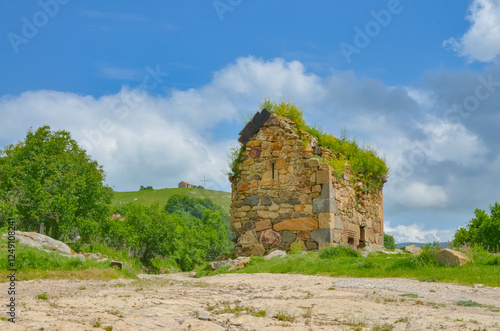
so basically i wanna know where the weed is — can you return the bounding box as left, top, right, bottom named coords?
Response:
left=456, top=300, right=483, bottom=307
left=290, top=242, right=303, bottom=254
left=415, top=300, right=424, bottom=305
left=36, top=293, right=48, bottom=300
left=302, top=307, right=312, bottom=319
left=274, top=310, right=295, bottom=322
left=49, top=301, right=58, bottom=308
left=92, top=320, right=101, bottom=327
left=104, top=327, right=113, bottom=331
left=78, top=286, right=86, bottom=290
left=319, top=245, right=361, bottom=258
left=395, top=316, right=409, bottom=323
left=400, top=293, right=419, bottom=298
left=372, top=323, right=395, bottom=331
left=105, top=309, right=123, bottom=317
left=253, top=310, right=266, bottom=317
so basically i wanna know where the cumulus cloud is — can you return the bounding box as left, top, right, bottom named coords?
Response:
left=0, top=56, right=498, bottom=239
left=385, top=222, right=455, bottom=244
left=444, top=0, right=500, bottom=62
left=389, top=181, right=448, bottom=209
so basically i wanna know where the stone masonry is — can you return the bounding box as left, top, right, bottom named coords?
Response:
left=229, top=112, right=384, bottom=256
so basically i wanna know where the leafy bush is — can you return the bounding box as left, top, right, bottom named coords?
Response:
left=384, top=233, right=397, bottom=250
left=454, top=202, right=500, bottom=253
left=0, top=125, right=112, bottom=242
left=319, top=245, right=361, bottom=258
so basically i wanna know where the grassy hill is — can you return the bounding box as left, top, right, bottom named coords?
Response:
left=111, top=187, right=232, bottom=213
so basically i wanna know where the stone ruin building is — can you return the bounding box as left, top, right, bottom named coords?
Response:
left=229, top=109, right=384, bottom=256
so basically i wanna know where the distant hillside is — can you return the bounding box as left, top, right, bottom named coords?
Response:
left=396, top=242, right=451, bottom=249
left=112, top=187, right=231, bottom=213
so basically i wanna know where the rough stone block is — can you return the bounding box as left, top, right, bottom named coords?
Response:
left=275, top=158, right=286, bottom=169
left=273, top=218, right=319, bottom=231
left=288, top=197, right=301, bottom=205
left=245, top=195, right=259, bottom=206
left=306, top=158, right=320, bottom=168
left=281, top=230, right=297, bottom=243
left=334, top=215, right=343, bottom=230
left=237, top=182, right=249, bottom=191
left=317, top=170, right=332, bottom=184
left=318, top=213, right=332, bottom=228
left=297, top=231, right=310, bottom=240
left=240, top=244, right=265, bottom=257
left=238, top=230, right=257, bottom=245
left=260, top=195, right=272, bottom=206
left=259, top=229, right=281, bottom=246
left=320, top=183, right=335, bottom=199
left=255, top=219, right=272, bottom=232
left=306, top=241, right=318, bottom=250
left=313, top=198, right=337, bottom=213
left=310, top=228, right=331, bottom=243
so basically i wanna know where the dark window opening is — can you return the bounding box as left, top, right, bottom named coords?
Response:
left=271, top=162, right=275, bottom=179
left=359, top=226, right=366, bottom=249
left=347, top=237, right=354, bottom=246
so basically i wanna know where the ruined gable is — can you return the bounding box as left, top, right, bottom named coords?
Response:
left=229, top=111, right=384, bottom=256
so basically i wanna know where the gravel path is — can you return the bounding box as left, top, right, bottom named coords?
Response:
left=1, top=273, right=499, bottom=330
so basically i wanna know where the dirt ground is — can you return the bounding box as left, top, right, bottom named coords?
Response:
left=1, top=272, right=499, bottom=330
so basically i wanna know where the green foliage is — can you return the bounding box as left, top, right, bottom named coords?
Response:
left=456, top=300, right=483, bottom=307
left=454, top=202, right=500, bottom=253
left=319, top=245, right=361, bottom=258
left=0, top=126, right=112, bottom=242
left=290, top=241, right=303, bottom=254
left=383, top=233, right=397, bottom=250
left=227, top=143, right=245, bottom=178
left=102, top=195, right=234, bottom=271
left=258, top=99, right=389, bottom=191
left=139, top=185, right=153, bottom=191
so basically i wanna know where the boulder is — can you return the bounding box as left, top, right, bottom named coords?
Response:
left=435, top=248, right=468, bottom=266
left=2, top=231, right=72, bottom=255
left=404, top=245, right=422, bottom=256
left=209, top=260, right=234, bottom=270
left=227, top=258, right=250, bottom=272
left=264, top=250, right=287, bottom=260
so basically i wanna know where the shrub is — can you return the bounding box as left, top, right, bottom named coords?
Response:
left=384, top=233, right=397, bottom=250
left=319, top=245, right=361, bottom=258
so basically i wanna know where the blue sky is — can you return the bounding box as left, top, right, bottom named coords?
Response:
left=1, top=0, right=500, bottom=243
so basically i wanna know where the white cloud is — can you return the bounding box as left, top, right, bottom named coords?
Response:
left=390, top=181, right=448, bottom=209
left=418, top=119, right=488, bottom=167
left=385, top=222, right=455, bottom=244
left=444, top=0, right=500, bottom=62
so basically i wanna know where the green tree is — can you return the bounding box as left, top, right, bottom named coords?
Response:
left=0, top=126, right=112, bottom=242
left=383, top=233, right=397, bottom=250
left=454, top=202, right=500, bottom=253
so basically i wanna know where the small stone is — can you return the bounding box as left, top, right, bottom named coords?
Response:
left=297, top=231, right=310, bottom=240
left=227, top=258, right=251, bottom=271
left=306, top=158, right=320, bottom=167
left=404, top=245, right=422, bottom=256
left=198, top=313, right=210, bottom=321
left=209, top=260, right=234, bottom=270
left=287, top=197, right=301, bottom=205
left=238, top=182, right=250, bottom=191
left=306, top=241, right=318, bottom=250
left=110, top=261, right=123, bottom=269
left=313, top=198, right=337, bottom=213
left=264, top=250, right=287, bottom=260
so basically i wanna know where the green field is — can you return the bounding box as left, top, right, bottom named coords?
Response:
left=111, top=187, right=232, bottom=213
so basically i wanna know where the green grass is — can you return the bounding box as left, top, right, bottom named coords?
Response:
left=456, top=300, right=483, bottom=307
left=111, top=187, right=231, bottom=213
left=197, top=250, right=500, bottom=287
left=0, top=234, right=138, bottom=282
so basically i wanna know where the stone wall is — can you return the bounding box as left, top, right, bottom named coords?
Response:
left=230, top=114, right=384, bottom=256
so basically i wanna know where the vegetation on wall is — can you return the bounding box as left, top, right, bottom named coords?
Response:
left=454, top=202, right=500, bottom=253
left=229, top=99, right=389, bottom=190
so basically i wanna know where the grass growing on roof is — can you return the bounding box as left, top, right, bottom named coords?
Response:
left=259, top=98, right=389, bottom=190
